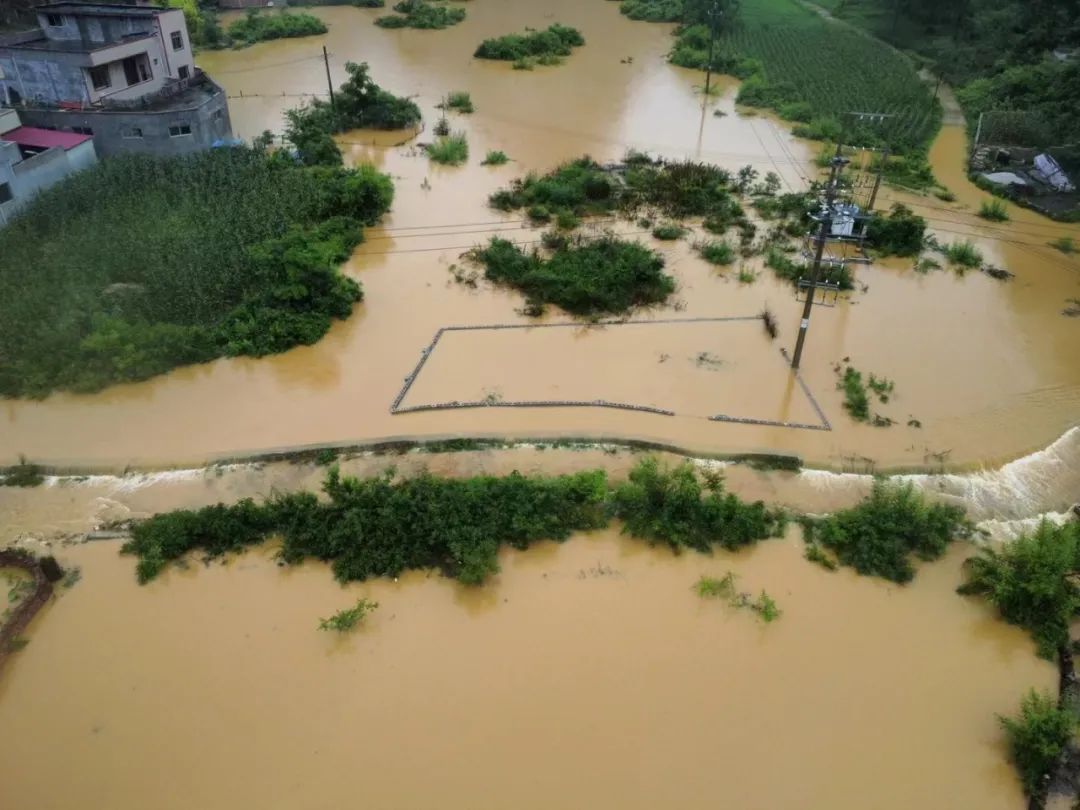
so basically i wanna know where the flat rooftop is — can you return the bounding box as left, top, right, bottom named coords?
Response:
left=0, top=31, right=155, bottom=53
left=34, top=3, right=169, bottom=18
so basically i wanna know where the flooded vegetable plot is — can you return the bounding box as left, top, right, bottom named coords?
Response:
left=0, top=1, right=1072, bottom=471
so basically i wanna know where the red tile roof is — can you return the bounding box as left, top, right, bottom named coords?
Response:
left=2, top=126, right=93, bottom=151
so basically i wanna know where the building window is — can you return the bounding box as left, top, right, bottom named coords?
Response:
left=89, top=65, right=111, bottom=91
left=178, top=65, right=190, bottom=80
left=171, top=31, right=184, bottom=51
left=71, top=126, right=93, bottom=136
left=0, top=183, right=12, bottom=204
left=122, top=55, right=151, bottom=87
left=169, top=124, right=192, bottom=137
left=122, top=127, right=143, bottom=139
left=45, top=13, right=65, bottom=27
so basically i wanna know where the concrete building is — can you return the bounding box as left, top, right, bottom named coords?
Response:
left=0, top=107, right=98, bottom=225
left=0, top=2, right=233, bottom=157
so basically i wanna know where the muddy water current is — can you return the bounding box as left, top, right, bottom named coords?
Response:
left=1, top=1, right=1078, bottom=472
left=0, top=528, right=1056, bottom=810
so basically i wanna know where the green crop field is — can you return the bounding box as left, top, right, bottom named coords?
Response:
left=663, top=0, right=942, bottom=154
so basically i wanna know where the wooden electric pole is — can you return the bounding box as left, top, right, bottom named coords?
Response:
left=702, top=1, right=722, bottom=99
left=323, top=46, right=335, bottom=109
left=790, top=141, right=847, bottom=371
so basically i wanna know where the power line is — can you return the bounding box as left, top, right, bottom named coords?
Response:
left=212, top=54, right=327, bottom=75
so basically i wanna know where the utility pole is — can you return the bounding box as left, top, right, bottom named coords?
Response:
left=867, top=146, right=888, bottom=212
left=791, top=140, right=847, bottom=371
left=702, top=1, right=721, bottom=99
left=323, top=46, right=335, bottom=109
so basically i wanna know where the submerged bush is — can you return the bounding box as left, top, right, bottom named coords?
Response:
left=696, top=239, right=735, bottom=265
left=652, top=222, right=687, bottom=240
left=481, top=150, right=510, bottom=166
left=440, top=91, right=474, bottom=113
left=227, top=10, right=326, bottom=47
left=958, top=520, right=1080, bottom=658
left=800, top=480, right=969, bottom=583
left=318, top=598, right=379, bottom=632
left=865, top=203, right=926, bottom=257
left=427, top=132, right=468, bottom=165
left=122, top=466, right=610, bottom=586
left=471, top=235, right=674, bottom=316
left=999, top=690, right=1076, bottom=797
left=978, top=198, right=1010, bottom=222
left=610, top=457, right=786, bottom=552
left=620, top=0, right=683, bottom=23
left=0, top=150, right=392, bottom=397
left=475, top=24, right=584, bottom=62
left=943, top=240, right=983, bottom=268
left=375, top=0, right=465, bottom=30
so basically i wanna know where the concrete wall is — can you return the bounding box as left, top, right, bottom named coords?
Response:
left=0, top=50, right=90, bottom=106
left=156, top=9, right=195, bottom=81
left=18, top=86, right=233, bottom=158
left=36, top=9, right=154, bottom=46
left=0, top=108, right=18, bottom=135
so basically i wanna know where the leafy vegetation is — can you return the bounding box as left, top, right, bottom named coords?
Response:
left=837, top=366, right=871, bottom=421
left=439, top=91, right=474, bottom=114
left=978, top=198, right=1010, bottom=222
left=318, top=598, right=378, bottom=632
left=0, top=149, right=393, bottom=397
left=1, top=459, right=44, bottom=487
left=609, top=457, right=787, bottom=552
left=375, top=0, right=465, bottom=30
left=1050, top=237, right=1076, bottom=254
left=696, top=239, right=736, bottom=265
left=285, top=62, right=421, bottom=166
left=482, top=150, right=510, bottom=166
left=800, top=480, right=969, bottom=583
left=865, top=203, right=926, bottom=256
left=999, top=689, right=1077, bottom=798
left=694, top=573, right=783, bottom=622
left=652, top=223, right=687, bottom=240
left=474, top=24, right=584, bottom=65
left=227, top=10, right=327, bottom=47
left=427, top=132, right=469, bottom=165
left=765, top=246, right=854, bottom=289
left=958, top=520, right=1080, bottom=658
left=469, top=235, right=675, bottom=316
left=696, top=572, right=737, bottom=598
left=943, top=240, right=984, bottom=268
left=620, top=0, right=686, bottom=23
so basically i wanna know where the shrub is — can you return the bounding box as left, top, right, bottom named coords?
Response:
left=999, top=690, right=1076, bottom=797
left=978, top=198, right=1010, bottom=222
left=475, top=24, right=584, bottom=62
left=481, top=150, right=509, bottom=166
left=375, top=0, right=465, bottom=29
left=838, top=366, right=870, bottom=421
left=1, top=460, right=44, bottom=487
left=865, top=203, right=926, bottom=257
left=122, top=466, right=610, bottom=586
left=318, top=598, right=378, bottom=632
left=652, top=223, right=687, bottom=240
left=799, top=480, right=969, bottom=583
left=943, top=240, right=983, bottom=268
left=620, top=0, right=683, bottom=23
left=957, top=520, right=1080, bottom=658
left=440, top=91, right=474, bottom=113
left=696, top=239, right=735, bottom=265
left=696, top=573, right=737, bottom=599
left=227, top=10, right=327, bottom=47
left=556, top=210, right=580, bottom=230
left=471, top=235, right=675, bottom=316
left=427, top=132, right=468, bottom=165
left=1050, top=237, right=1076, bottom=254
left=488, top=157, right=615, bottom=215
left=610, top=457, right=786, bottom=552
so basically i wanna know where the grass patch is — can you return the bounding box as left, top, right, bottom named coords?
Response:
left=943, top=240, right=983, bottom=269
left=470, top=235, right=675, bottom=316
left=1049, top=236, right=1076, bottom=254
left=427, top=132, right=469, bottom=165
left=0, top=149, right=392, bottom=397
left=652, top=222, right=687, bottom=240
left=439, top=91, right=474, bottom=114
left=227, top=10, right=327, bottom=47
left=481, top=150, right=510, bottom=166
left=121, top=457, right=785, bottom=586
left=375, top=0, right=465, bottom=29
left=799, top=480, right=969, bottom=583
left=474, top=24, right=584, bottom=63
left=319, top=598, right=378, bottom=632
left=978, top=198, right=1010, bottom=222
left=999, top=690, right=1077, bottom=798
left=696, top=572, right=737, bottom=599
left=737, top=267, right=758, bottom=284
left=958, top=520, right=1080, bottom=659
left=696, top=239, right=736, bottom=265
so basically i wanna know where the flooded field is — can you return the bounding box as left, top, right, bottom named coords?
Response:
left=0, top=1, right=1076, bottom=471
left=0, top=528, right=1056, bottom=810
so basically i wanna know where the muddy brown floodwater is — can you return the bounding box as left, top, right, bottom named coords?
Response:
left=0, top=0, right=1077, bottom=471
left=0, top=530, right=1056, bottom=810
